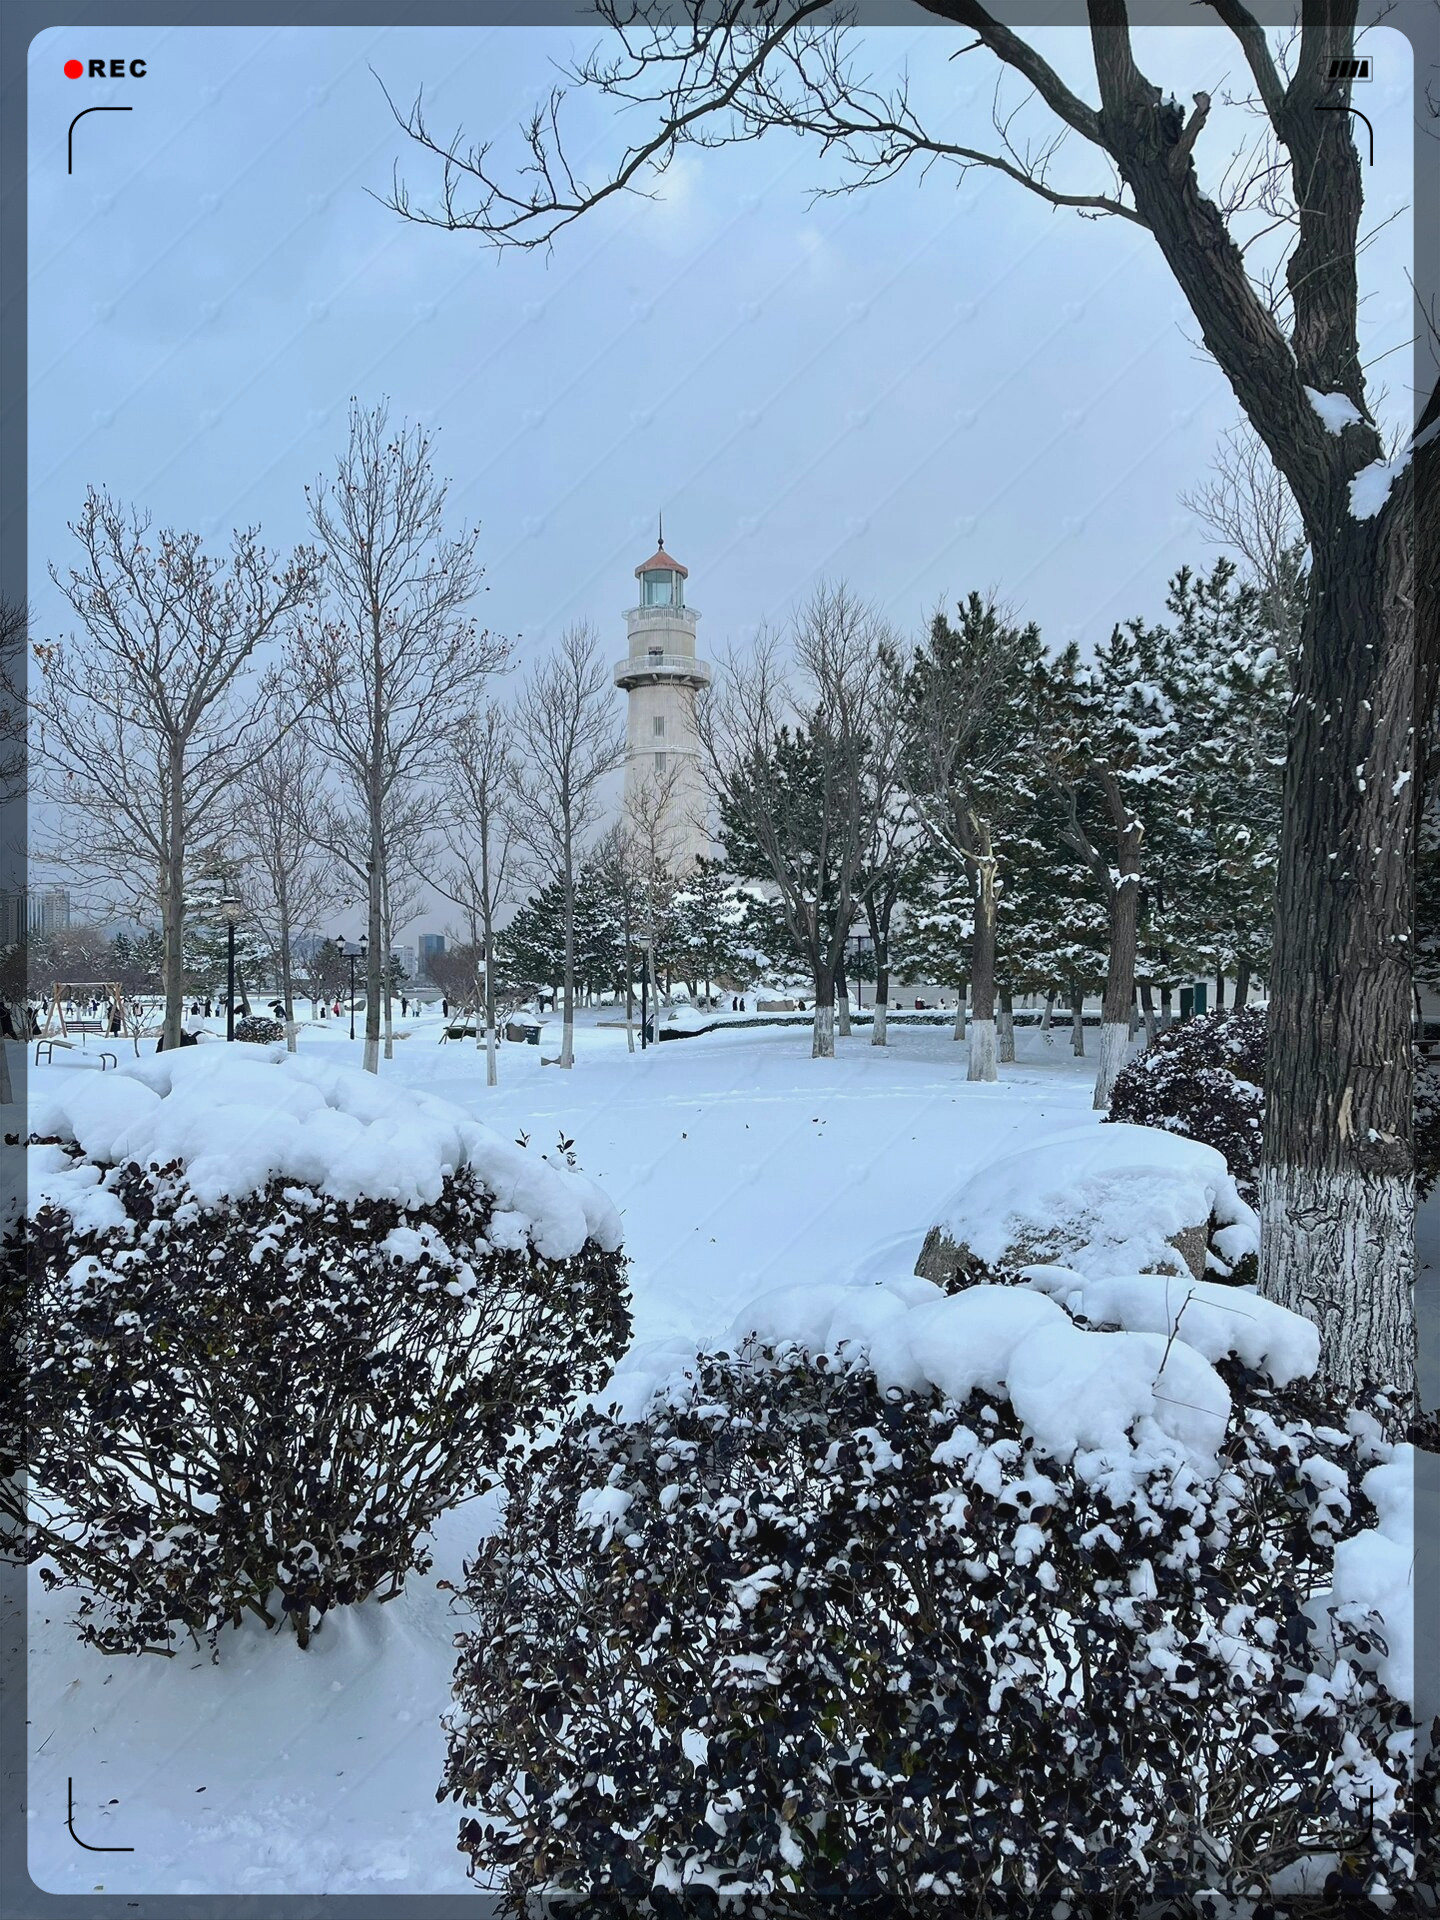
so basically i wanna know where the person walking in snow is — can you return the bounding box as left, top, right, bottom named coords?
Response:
left=401, top=995, right=408, bottom=1018
left=442, top=997, right=449, bottom=1019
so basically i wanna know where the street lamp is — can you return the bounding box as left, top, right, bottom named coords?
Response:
left=336, top=934, right=368, bottom=1042
left=221, top=888, right=242, bottom=1042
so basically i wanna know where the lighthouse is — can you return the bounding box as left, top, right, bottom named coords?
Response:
left=614, top=529, right=712, bottom=870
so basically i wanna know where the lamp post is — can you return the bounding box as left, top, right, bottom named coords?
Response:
left=337, top=935, right=367, bottom=1042
left=221, top=888, right=242, bottom=1041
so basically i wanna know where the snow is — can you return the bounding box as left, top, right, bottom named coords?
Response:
left=1317, top=1445, right=1416, bottom=1705
left=18, top=1009, right=1415, bottom=1895
left=929, top=1121, right=1258, bottom=1278
left=1016, top=1264, right=1321, bottom=1384
left=1349, top=448, right=1410, bottom=519
left=26, top=1043, right=621, bottom=1261
left=1304, top=385, right=1364, bottom=434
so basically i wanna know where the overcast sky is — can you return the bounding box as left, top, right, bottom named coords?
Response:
left=27, top=17, right=1414, bottom=933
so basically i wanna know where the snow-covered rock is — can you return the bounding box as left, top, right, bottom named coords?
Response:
left=916, top=1121, right=1257, bottom=1285
left=26, top=1046, right=622, bottom=1261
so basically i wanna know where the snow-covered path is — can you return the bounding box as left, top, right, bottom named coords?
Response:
left=22, top=1016, right=1102, bottom=1896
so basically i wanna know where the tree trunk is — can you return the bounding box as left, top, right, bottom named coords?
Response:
left=871, top=960, right=889, bottom=1048
left=1092, top=859, right=1141, bottom=1111
left=1070, top=982, right=1085, bottom=1057
left=1235, top=957, right=1252, bottom=1008
left=363, top=819, right=383, bottom=1076
left=967, top=844, right=998, bottom=1083
left=836, top=951, right=851, bottom=1038
left=1161, top=983, right=1174, bottom=1029
left=997, top=985, right=1015, bottom=1064
left=560, top=835, right=576, bottom=1069
left=812, top=966, right=836, bottom=1059
left=162, top=751, right=186, bottom=1051
left=1258, top=501, right=1416, bottom=1395
left=1140, top=979, right=1158, bottom=1047
left=383, top=973, right=394, bottom=1060
left=1214, top=967, right=1225, bottom=1011
left=1041, top=989, right=1055, bottom=1042
left=953, top=979, right=967, bottom=1041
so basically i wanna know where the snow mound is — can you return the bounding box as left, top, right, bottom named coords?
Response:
left=27, top=1046, right=622, bottom=1261
left=1315, top=1445, right=1416, bottom=1706
left=1017, top=1265, right=1321, bottom=1385
left=932, top=1122, right=1258, bottom=1278
left=600, top=1271, right=1234, bottom=1485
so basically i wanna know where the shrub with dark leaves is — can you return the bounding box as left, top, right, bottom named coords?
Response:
left=3, top=1156, right=630, bottom=1656
left=441, top=1341, right=1422, bottom=1919
left=232, top=1014, right=285, bottom=1044
left=1106, top=1009, right=1267, bottom=1203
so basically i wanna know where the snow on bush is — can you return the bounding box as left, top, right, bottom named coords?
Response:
left=1106, top=1008, right=1266, bottom=1208
left=920, top=1120, right=1258, bottom=1290
left=442, top=1263, right=1422, bottom=1914
left=4, top=1050, right=630, bottom=1655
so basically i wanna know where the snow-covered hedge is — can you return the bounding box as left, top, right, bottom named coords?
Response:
left=5, top=1050, right=630, bottom=1655
left=1106, top=1009, right=1266, bottom=1207
left=232, top=1013, right=285, bottom=1044
left=441, top=1268, right=1423, bottom=1915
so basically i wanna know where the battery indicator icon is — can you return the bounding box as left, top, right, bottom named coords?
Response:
left=1328, top=57, right=1371, bottom=80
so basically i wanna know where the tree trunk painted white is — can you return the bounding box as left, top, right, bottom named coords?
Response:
left=485, top=1022, right=498, bottom=1086
left=871, top=996, right=888, bottom=1047
left=997, top=988, right=1015, bottom=1064
left=1041, top=990, right=1055, bottom=1043
left=1070, top=988, right=1085, bottom=1057
left=837, top=992, right=851, bottom=1039
left=812, top=998, right=835, bottom=1060
left=383, top=978, right=394, bottom=1060
left=967, top=1017, right=997, bottom=1083
left=1091, top=1020, right=1130, bottom=1112
left=953, top=983, right=967, bottom=1041
left=1258, top=1163, right=1413, bottom=1395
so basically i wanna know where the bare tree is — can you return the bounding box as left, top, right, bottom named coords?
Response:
left=431, top=705, right=521, bottom=1082
left=1182, top=423, right=1307, bottom=659
left=31, top=493, right=319, bottom=1049
left=0, top=598, right=29, bottom=1104
left=387, top=2, right=1435, bottom=1390
left=297, top=399, right=504, bottom=1073
left=230, top=725, right=342, bottom=1050
left=699, top=585, right=887, bottom=1060
left=509, top=626, right=625, bottom=1069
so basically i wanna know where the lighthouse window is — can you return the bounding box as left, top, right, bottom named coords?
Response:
left=642, top=570, right=675, bottom=608
left=652, top=715, right=665, bottom=737
left=655, top=752, right=666, bottom=773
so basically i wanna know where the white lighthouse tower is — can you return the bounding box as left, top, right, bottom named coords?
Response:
left=614, top=528, right=712, bottom=870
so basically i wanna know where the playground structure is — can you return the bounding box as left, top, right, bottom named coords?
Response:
left=38, top=982, right=151, bottom=1058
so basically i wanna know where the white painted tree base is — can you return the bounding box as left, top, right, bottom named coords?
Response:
left=871, top=1001, right=888, bottom=1047
left=812, top=1003, right=835, bottom=1059
left=1091, top=1020, right=1130, bottom=1110
left=1259, top=1163, right=1414, bottom=1394
left=967, top=1018, right=997, bottom=1083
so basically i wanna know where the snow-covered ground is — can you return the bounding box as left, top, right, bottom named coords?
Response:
left=21, top=1012, right=1103, bottom=1895
left=14, top=1010, right=1428, bottom=1896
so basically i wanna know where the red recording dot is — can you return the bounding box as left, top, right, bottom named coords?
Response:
left=64, top=59, right=84, bottom=78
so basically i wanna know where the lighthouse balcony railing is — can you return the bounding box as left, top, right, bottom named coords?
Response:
left=614, top=653, right=712, bottom=688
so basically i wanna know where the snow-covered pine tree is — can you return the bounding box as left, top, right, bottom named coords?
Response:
left=1040, top=619, right=1181, bottom=1109
left=1160, top=559, right=1293, bottom=1008
left=895, top=596, right=1046, bottom=1082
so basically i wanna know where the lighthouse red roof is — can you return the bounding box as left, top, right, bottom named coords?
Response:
left=634, top=545, right=688, bottom=579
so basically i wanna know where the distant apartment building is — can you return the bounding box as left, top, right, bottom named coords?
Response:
left=419, top=932, right=445, bottom=981
left=2, top=886, right=72, bottom=945
left=390, top=944, right=417, bottom=983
